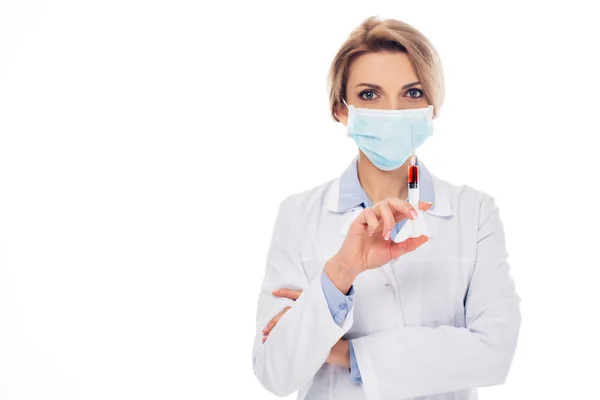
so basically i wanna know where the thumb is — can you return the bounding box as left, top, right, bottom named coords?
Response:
left=389, top=235, right=429, bottom=259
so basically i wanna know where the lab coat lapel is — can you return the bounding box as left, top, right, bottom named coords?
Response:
left=339, top=206, right=361, bottom=236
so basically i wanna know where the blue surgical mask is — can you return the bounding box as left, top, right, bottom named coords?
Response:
left=343, top=99, right=434, bottom=171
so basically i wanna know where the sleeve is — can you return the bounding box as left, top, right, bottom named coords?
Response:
left=320, top=269, right=355, bottom=326
left=251, top=195, right=355, bottom=397
left=349, top=339, right=363, bottom=383
left=351, top=193, right=522, bottom=400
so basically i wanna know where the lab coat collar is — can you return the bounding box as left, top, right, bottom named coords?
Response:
left=324, top=156, right=453, bottom=217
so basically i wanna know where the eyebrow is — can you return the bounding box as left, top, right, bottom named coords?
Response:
left=355, top=81, right=422, bottom=90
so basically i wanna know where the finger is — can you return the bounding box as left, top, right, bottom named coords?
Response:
left=262, top=334, right=269, bottom=343
left=272, top=288, right=302, bottom=300
left=420, top=201, right=433, bottom=211
left=374, top=201, right=395, bottom=240
left=263, top=316, right=278, bottom=336
left=387, top=198, right=418, bottom=222
left=389, top=235, right=429, bottom=259
left=262, top=306, right=291, bottom=336
left=364, top=207, right=380, bottom=235
left=387, top=200, right=432, bottom=222
left=263, top=311, right=281, bottom=336
left=355, top=207, right=380, bottom=235
left=263, top=310, right=283, bottom=336
left=262, top=319, right=274, bottom=336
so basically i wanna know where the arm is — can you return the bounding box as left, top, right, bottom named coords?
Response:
left=320, top=269, right=355, bottom=325
left=252, top=196, right=355, bottom=397
left=351, top=194, right=522, bottom=399
left=321, top=270, right=362, bottom=380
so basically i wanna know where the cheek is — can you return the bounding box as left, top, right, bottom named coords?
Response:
left=402, top=97, right=429, bottom=108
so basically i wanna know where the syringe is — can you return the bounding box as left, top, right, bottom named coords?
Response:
left=408, top=151, right=419, bottom=212
left=393, top=150, right=430, bottom=242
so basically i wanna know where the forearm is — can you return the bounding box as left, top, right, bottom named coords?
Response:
left=252, top=273, right=354, bottom=396
left=324, top=255, right=359, bottom=295
left=327, top=339, right=350, bottom=368
left=352, top=296, right=521, bottom=399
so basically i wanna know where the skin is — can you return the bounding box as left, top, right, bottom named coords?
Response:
left=262, top=50, right=434, bottom=368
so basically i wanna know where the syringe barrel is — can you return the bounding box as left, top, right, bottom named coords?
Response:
left=408, top=165, right=419, bottom=187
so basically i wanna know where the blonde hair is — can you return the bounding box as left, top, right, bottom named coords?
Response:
left=328, top=16, right=445, bottom=121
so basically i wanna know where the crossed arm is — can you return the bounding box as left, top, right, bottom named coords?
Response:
left=252, top=194, right=521, bottom=398
left=262, top=272, right=360, bottom=378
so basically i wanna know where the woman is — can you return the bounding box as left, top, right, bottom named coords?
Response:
left=252, top=16, right=521, bottom=400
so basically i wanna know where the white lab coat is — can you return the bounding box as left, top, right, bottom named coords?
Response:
left=252, top=167, right=521, bottom=400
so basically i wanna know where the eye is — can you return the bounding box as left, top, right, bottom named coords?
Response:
left=406, top=88, right=424, bottom=98
left=359, top=90, right=379, bottom=101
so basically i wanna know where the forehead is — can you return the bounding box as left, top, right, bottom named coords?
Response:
left=347, top=51, right=419, bottom=88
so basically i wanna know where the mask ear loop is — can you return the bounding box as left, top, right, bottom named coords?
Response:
left=411, top=124, right=415, bottom=158
left=335, top=98, right=349, bottom=120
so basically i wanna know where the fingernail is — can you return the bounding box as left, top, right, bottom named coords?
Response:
left=410, top=210, right=418, bottom=219
left=385, top=230, right=391, bottom=240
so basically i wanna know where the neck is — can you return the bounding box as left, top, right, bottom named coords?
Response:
left=356, top=151, right=411, bottom=204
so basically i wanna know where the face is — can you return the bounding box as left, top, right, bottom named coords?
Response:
left=336, top=51, right=430, bottom=125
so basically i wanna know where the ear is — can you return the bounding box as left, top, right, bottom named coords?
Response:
left=334, top=102, right=349, bottom=126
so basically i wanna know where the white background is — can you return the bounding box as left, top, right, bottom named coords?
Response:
left=1, top=1, right=598, bottom=399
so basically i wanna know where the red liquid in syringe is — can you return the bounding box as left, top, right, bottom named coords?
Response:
left=408, top=155, right=419, bottom=189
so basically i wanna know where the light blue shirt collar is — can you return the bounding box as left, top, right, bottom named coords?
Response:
left=337, top=155, right=434, bottom=212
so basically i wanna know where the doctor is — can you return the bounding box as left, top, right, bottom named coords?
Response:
left=252, top=16, right=521, bottom=400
